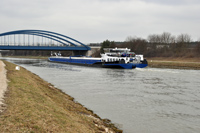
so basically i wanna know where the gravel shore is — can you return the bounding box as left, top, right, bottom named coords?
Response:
left=0, top=60, right=7, bottom=112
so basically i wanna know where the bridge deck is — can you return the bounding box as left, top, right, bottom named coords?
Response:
left=0, top=46, right=90, bottom=51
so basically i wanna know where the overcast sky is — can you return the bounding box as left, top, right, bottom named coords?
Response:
left=0, top=0, right=200, bottom=43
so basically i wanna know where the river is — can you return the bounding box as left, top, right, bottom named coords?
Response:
left=1, top=57, right=200, bottom=133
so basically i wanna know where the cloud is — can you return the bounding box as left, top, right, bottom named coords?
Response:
left=141, top=0, right=200, bottom=5
left=0, top=0, right=200, bottom=43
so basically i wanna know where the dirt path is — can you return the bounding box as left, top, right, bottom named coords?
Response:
left=0, top=60, right=7, bottom=112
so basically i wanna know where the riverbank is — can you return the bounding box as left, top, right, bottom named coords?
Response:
left=0, top=60, right=122, bottom=133
left=4, top=56, right=48, bottom=59
left=146, top=57, right=200, bottom=70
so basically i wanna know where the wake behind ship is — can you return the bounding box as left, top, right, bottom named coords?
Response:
left=48, top=48, right=148, bottom=69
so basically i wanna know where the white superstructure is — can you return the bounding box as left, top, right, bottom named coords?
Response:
left=101, top=47, right=144, bottom=64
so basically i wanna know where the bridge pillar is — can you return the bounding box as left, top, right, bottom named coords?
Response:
left=85, top=47, right=101, bottom=56
left=72, top=47, right=100, bottom=56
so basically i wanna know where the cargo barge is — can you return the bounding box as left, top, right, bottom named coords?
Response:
left=48, top=48, right=148, bottom=69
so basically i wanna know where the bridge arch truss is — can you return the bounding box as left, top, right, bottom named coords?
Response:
left=0, top=30, right=91, bottom=51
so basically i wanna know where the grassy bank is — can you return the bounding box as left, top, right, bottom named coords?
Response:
left=0, top=61, right=122, bottom=133
left=147, top=57, right=200, bottom=70
left=4, top=56, right=48, bottom=59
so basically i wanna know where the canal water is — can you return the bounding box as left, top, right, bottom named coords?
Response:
left=2, top=58, right=200, bottom=133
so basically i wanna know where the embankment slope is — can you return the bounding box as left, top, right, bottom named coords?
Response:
left=0, top=60, right=122, bottom=133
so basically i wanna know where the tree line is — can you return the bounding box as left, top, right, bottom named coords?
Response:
left=1, top=32, right=200, bottom=58
left=97, top=32, right=200, bottom=58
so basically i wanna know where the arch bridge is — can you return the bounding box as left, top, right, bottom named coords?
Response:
left=0, top=30, right=91, bottom=53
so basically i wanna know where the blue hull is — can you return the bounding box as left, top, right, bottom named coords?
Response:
left=135, top=63, right=148, bottom=68
left=49, top=57, right=101, bottom=65
left=48, top=57, right=148, bottom=69
left=103, top=63, right=147, bottom=69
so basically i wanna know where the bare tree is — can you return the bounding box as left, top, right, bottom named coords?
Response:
left=176, top=34, right=191, bottom=43
left=169, top=36, right=176, bottom=44
left=148, top=32, right=176, bottom=44
left=195, top=42, right=200, bottom=56
left=147, top=34, right=161, bottom=43
left=123, top=36, right=147, bottom=54
left=161, top=32, right=170, bottom=43
left=147, top=34, right=156, bottom=43
left=160, top=32, right=176, bottom=44
left=125, top=36, right=137, bottom=42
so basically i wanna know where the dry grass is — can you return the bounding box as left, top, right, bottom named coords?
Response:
left=147, top=57, right=200, bottom=69
left=5, top=56, right=48, bottom=59
left=0, top=61, right=122, bottom=133
left=146, top=57, right=200, bottom=62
